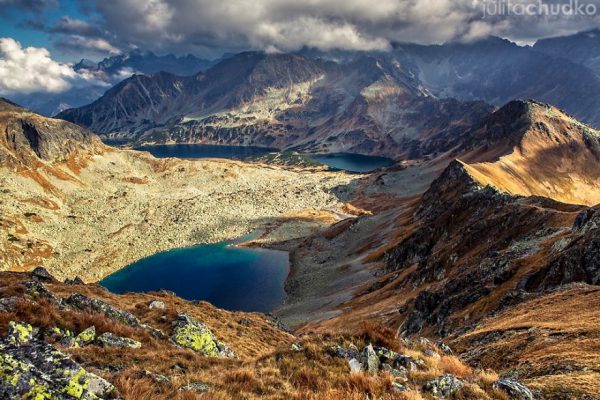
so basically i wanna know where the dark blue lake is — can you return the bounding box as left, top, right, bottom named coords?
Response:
left=100, top=240, right=289, bottom=312
left=305, top=153, right=395, bottom=173
left=134, top=144, right=394, bottom=173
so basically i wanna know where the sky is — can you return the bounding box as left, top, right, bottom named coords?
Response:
left=0, top=0, right=598, bottom=95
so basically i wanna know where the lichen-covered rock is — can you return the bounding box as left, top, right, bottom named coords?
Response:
left=75, top=326, right=96, bottom=347
left=374, top=346, right=398, bottom=363
left=381, top=363, right=407, bottom=379
left=494, top=379, right=534, bottom=400
left=363, top=344, right=380, bottom=374
left=438, top=342, right=453, bottom=354
left=391, top=382, right=407, bottom=393
left=327, top=344, right=360, bottom=360
left=65, top=293, right=140, bottom=327
left=425, top=374, right=463, bottom=398
left=97, top=332, right=141, bottom=349
left=0, top=334, right=114, bottom=399
left=266, top=313, right=292, bottom=333
left=6, top=321, right=34, bottom=345
left=0, top=296, right=23, bottom=312
left=393, top=354, right=418, bottom=371
left=291, top=343, right=304, bottom=352
left=24, top=280, right=61, bottom=304
left=31, top=266, right=56, bottom=282
left=171, top=313, right=235, bottom=358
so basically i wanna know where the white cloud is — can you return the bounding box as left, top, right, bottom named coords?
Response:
left=0, top=38, right=105, bottom=95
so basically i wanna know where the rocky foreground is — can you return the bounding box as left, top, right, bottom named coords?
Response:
left=0, top=268, right=536, bottom=400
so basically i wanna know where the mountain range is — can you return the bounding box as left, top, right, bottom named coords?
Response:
left=56, top=33, right=600, bottom=160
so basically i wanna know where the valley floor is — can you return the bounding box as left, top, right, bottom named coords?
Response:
left=0, top=148, right=359, bottom=281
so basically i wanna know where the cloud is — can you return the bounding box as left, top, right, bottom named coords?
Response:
left=71, top=0, right=598, bottom=56
left=54, top=35, right=121, bottom=56
left=50, top=16, right=103, bottom=37
left=0, top=38, right=105, bottom=94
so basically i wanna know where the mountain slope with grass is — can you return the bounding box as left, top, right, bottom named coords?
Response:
left=278, top=101, right=600, bottom=399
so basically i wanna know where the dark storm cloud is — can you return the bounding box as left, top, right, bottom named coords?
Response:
left=50, top=16, right=103, bottom=37
left=74, top=0, right=598, bottom=56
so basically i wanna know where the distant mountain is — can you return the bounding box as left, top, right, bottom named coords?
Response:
left=58, top=33, right=600, bottom=156
left=73, top=50, right=216, bottom=78
left=13, top=50, right=222, bottom=117
left=58, top=51, right=494, bottom=159
left=399, top=36, right=600, bottom=127
left=534, top=29, right=600, bottom=76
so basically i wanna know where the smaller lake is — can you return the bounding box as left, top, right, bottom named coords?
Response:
left=135, top=144, right=277, bottom=160
left=100, top=240, right=289, bottom=313
left=135, top=144, right=395, bottom=173
left=305, top=153, right=395, bottom=173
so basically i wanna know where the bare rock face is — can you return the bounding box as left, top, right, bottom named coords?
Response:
left=0, top=98, right=102, bottom=166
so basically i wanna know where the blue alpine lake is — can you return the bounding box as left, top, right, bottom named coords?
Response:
left=132, top=144, right=394, bottom=172
left=100, top=240, right=289, bottom=313
left=304, top=152, right=395, bottom=173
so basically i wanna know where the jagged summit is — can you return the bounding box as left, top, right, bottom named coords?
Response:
left=0, top=99, right=102, bottom=165
left=445, top=100, right=600, bottom=205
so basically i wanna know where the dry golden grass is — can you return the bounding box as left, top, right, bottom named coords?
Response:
left=0, top=271, right=514, bottom=400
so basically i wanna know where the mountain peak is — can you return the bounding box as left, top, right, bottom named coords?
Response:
left=456, top=100, right=600, bottom=205
left=0, top=100, right=102, bottom=165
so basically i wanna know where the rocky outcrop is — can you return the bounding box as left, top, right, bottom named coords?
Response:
left=171, top=313, right=235, bottom=358
left=65, top=294, right=141, bottom=327
left=0, top=99, right=102, bottom=166
left=0, top=321, right=114, bottom=399
left=494, top=379, right=534, bottom=400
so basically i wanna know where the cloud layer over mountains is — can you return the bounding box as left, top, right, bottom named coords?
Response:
left=5, top=0, right=600, bottom=58
left=1, top=0, right=599, bottom=95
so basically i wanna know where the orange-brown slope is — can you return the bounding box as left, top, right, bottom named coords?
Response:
left=459, top=100, right=600, bottom=205
left=295, top=103, right=600, bottom=398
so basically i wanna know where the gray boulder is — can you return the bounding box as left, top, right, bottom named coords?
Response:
left=149, top=300, right=166, bottom=310
left=97, top=332, right=141, bottom=349
left=31, top=266, right=55, bottom=282
left=65, top=293, right=140, bottom=327
left=363, top=344, right=380, bottom=374
left=494, top=379, right=534, bottom=400
left=180, top=382, right=211, bottom=393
